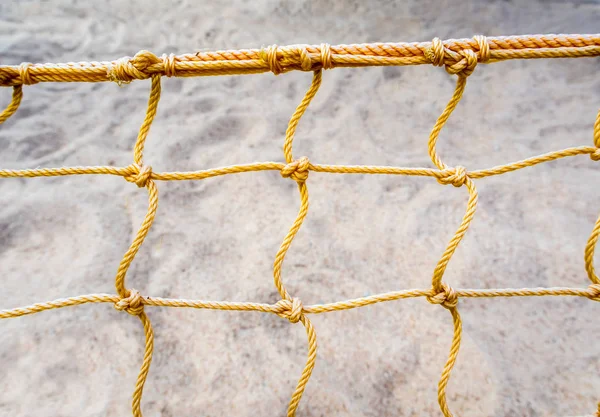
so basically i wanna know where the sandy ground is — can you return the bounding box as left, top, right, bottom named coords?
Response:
left=1, top=1, right=600, bottom=416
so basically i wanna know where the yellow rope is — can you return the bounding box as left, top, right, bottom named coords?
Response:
left=1, top=33, right=600, bottom=416
left=1, top=34, right=600, bottom=85
left=0, top=85, right=22, bottom=123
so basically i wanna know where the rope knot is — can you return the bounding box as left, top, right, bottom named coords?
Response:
left=590, top=148, right=600, bottom=161
left=125, top=164, right=153, bottom=188
left=473, top=35, right=490, bottom=63
left=426, top=38, right=445, bottom=67
left=438, top=165, right=468, bottom=187
left=426, top=36, right=489, bottom=78
left=162, top=53, right=177, bottom=77
left=427, top=283, right=458, bottom=309
left=18, top=62, right=36, bottom=85
left=114, top=288, right=145, bottom=316
left=320, top=43, right=333, bottom=70
left=587, top=283, right=600, bottom=301
left=293, top=46, right=313, bottom=71
left=446, top=49, right=478, bottom=77
left=275, top=297, right=304, bottom=323
left=281, top=157, right=310, bottom=183
left=108, top=50, right=161, bottom=85
left=260, top=45, right=283, bottom=75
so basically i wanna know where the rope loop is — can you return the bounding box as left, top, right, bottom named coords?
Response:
left=446, top=49, right=478, bottom=77
left=18, top=62, right=36, bottom=85
left=427, top=35, right=490, bottom=77
left=473, top=35, right=490, bottom=63
left=281, top=156, right=310, bottom=183
left=438, top=165, right=468, bottom=187
left=125, top=164, right=153, bottom=188
left=587, top=283, right=600, bottom=301
left=427, top=282, right=458, bottom=309
left=162, top=53, right=177, bottom=77
left=275, top=297, right=304, bottom=323
left=114, top=288, right=145, bottom=316
left=590, top=148, right=600, bottom=161
left=298, top=47, right=313, bottom=71
left=260, top=44, right=283, bottom=75
left=108, top=50, right=161, bottom=85
left=426, top=37, right=445, bottom=67
left=320, top=43, right=333, bottom=70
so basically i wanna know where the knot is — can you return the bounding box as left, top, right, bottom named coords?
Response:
left=260, top=45, right=283, bottom=75
left=590, top=148, right=600, bottom=161
left=281, top=157, right=310, bottom=183
left=320, top=43, right=333, bottom=70
left=438, top=166, right=468, bottom=187
left=298, top=47, right=313, bottom=71
left=473, top=35, right=490, bottom=63
left=108, top=50, right=161, bottom=85
left=587, top=284, right=600, bottom=301
left=18, top=62, right=36, bottom=85
left=445, top=49, right=478, bottom=77
left=426, top=37, right=445, bottom=67
left=427, top=283, right=458, bottom=309
left=426, top=35, right=489, bottom=77
left=275, top=297, right=304, bottom=323
left=125, top=164, right=153, bottom=188
left=114, top=288, right=145, bottom=316
left=162, top=53, right=177, bottom=77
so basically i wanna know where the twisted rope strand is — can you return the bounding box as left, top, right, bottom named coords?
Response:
left=3, top=285, right=600, bottom=321
left=0, top=85, right=23, bottom=124
left=274, top=70, right=322, bottom=416
left=0, top=34, right=599, bottom=85
left=425, top=62, right=477, bottom=416
left=438, top=307, right=462, bottom=417
left=132, top=312, right=154, bottom=417
left=586, top=109, right=600, bottom=286
left=0, top=144, right=594, bottom=182
left=112, top=74, right=162, bottom=417
left=1, top=33, right=599, bottom=416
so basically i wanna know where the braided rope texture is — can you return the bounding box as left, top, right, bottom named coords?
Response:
left=1, top=34, right=600, bottom=416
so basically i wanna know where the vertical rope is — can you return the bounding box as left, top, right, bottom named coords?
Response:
left=437, top=307, right=462, bottom=417
left=286, top=315, right=317, bottom=416
left=132, top=312, right=154, bottom=417
left=282, top=70, right=322, bottom=164
left=114, top=181, right=159, bottom=297
left=428, top=76, right=467, bottom=171
left=274, top=70, right=322, bottom=416
left=431, top=179, right=479, bottom=292
left=115, top=74, right=162, bottom=298
left=586, top=109, right=600, bottom=285
left=113, top=74, right=162, bottom=417
left=134, top=74, right=162, bottom=167
left=425, top=47, right=479, bottom=414
left=0, top=85, right=23, bottom=124
left=274, top=70, right=322, bottom=299
left=588, top=109, right=600, bottom=417
left=585, top=213, right=600, bottom=285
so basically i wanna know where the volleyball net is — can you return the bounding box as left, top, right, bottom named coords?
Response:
left=1, top=34, right=600, bottom=416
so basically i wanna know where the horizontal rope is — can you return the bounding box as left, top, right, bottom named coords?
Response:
left=0, top=34, right=599, bottom=85
left=0, top=144, right=594, bottom=183
left=2, top=285, right=598, bottom=319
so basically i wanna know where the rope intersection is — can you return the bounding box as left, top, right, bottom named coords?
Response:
left=1, top=34, right=600, bottom=416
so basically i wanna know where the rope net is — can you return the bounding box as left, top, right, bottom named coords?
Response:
left=1, top=34, right=600, bottom=416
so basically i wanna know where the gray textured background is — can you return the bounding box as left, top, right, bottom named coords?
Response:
left=1, top=1, right=600, bottom=416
